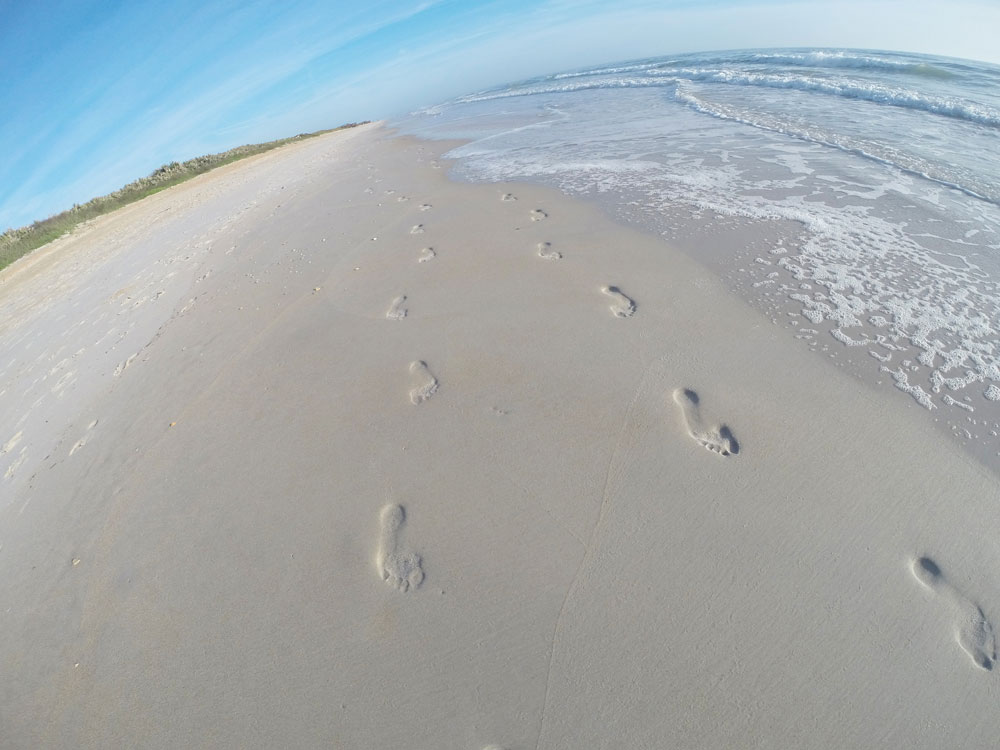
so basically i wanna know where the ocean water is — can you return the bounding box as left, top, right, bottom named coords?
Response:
left=395, top=48, right=1000, bottom=454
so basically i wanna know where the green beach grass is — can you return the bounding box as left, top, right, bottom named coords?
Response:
left=0, top=122, right=366, bottom=272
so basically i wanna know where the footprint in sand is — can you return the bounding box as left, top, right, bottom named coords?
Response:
left=376, top=504, right=424, bottom=593
left=386, top=295, right=408, bottom=320
left=530, top=209, right=548, bottom=221
left=114, top=352, right=140, bottom=377
left=501, top=193, right=517, bottom=202
left=537, top=242, right=562, bottom=260
left=1, top=431, right=23, bottom=456
left=601, top=285, right=636, bottom=318
left=419, top=203, right=433, bottom=211
left=69, top=419, right=99, bottom=456
left=417, top=247, right=436, bottom=263
left=4, top=448, right=27, bottom=481
left=911, top=556, right=996, bottom=670
left=409, top=360, right=439, bottom=404
left=672, top=388, right=739, bottom=457
left=410, top=224, right=425, bottom=235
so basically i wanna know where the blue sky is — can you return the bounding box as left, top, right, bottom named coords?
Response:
left=2, top=0, right=998, bottom=231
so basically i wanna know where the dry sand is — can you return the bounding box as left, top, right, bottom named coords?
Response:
left=1, top=123, right=999, bottom=748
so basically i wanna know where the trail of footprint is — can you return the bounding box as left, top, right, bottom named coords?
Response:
left=530, top=209, right=547, bottom=221
left=911, top=556, right=997, bottom=670
left=537, top=242, right=562, bottom=260
left=409, top=360, right=439, bottom=404
left=417, top=247, right=436, bottom=263
left=410, top=224, right=425, bottom=235
left=501, top=193, right=517, bottom=202
left=376, top=504, right=424, bottom=593
left=671, top=388, right=739, bottom=457
left=419, top=203, right=432, bottom=211
left=386, top=295, right=408, bottom=320
left=396, top=195, right=409, bottom=202
left=601, top=285, right=636, bottom=318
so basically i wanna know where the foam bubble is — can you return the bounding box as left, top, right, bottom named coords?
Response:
left=400, top=48, right=1000, bottom=422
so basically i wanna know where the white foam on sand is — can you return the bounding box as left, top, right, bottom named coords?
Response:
left=430, top=86, right=1000, bottom=457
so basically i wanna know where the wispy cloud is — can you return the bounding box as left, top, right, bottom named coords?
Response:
left=0, top=0, right=451, bottom=229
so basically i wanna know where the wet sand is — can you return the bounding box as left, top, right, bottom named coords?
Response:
left=1, top=123, right=999, bottom=749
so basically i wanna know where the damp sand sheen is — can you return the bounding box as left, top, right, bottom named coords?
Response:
left=2, top=122, right=1000, bottom=749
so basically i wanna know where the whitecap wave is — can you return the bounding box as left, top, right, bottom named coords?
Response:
left=672, top=83, right=998, bottom=205
left=649, top=68, right=1000, bottom=128
left=458, top=69, right=1000, bottom=129
left=551, top=60, right=669, bottom=80
left=744, top=50, right=953, bottom=77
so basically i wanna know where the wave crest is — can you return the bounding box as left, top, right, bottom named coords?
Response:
left=744, top=50, right=954, bottom=78
left=460, top=69, right=1000, bottom=129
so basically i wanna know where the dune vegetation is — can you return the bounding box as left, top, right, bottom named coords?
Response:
left=0, top=122, right=367, bottom=272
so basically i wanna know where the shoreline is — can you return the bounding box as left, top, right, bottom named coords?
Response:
left=420, top=128, right=1000, bottom=480
left=2, top=123, right=998, bottom=748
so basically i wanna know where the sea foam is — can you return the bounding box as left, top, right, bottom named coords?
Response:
left=396, top=47, right=1000, bottom=438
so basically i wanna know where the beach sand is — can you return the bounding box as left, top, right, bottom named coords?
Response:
left=1, top=123, right=999, bottom=748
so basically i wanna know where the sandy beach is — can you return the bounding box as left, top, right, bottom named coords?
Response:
left=2, top=122, right=999, bottom=748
